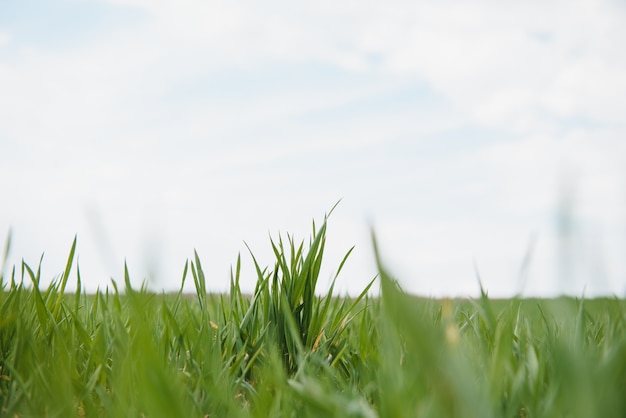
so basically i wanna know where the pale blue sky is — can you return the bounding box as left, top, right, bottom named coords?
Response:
left=1, top=0, right=626, bottom=297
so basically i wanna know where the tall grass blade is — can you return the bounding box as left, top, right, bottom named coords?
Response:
left=0, top=228, right=11, bottom=289
left=53, top=235, right=77, bottom=317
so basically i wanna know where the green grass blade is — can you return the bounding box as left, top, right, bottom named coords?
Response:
left=53, top=235, right=77, bottom=318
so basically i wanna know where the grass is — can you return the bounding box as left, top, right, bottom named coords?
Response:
left=1, top=214, right=626, bottom=417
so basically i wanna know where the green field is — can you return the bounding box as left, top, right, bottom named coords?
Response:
left=1, top=218, right=625, bottom=417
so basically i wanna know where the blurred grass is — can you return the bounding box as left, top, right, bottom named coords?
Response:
left=1, top=218, right=625, bottom=417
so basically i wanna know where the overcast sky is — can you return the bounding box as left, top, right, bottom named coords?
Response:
left=1, top=0, right=626, bottom=297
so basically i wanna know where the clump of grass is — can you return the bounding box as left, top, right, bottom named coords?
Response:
left=1, top=215, right=626, bottom=417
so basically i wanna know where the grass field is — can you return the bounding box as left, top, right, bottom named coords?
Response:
left=1, top=217, right=626, bottom=417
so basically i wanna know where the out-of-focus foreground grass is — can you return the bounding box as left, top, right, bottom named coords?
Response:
left=1, top=218, right=625, bottom=417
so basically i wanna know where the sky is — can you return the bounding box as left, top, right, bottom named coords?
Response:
left=1, top=0, right=626, bottom=297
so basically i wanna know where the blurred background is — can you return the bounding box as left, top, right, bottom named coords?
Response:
left=1, top=0, right=625, bottom=297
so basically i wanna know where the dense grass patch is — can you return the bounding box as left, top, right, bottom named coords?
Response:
left=1, top=217, right=625, bottom=417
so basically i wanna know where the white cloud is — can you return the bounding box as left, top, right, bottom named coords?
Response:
left=34, top=0, right=624, bottom=134
left=541, top=58, right=626, bottom=123
left=0, top=31, right=10, bottom=45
